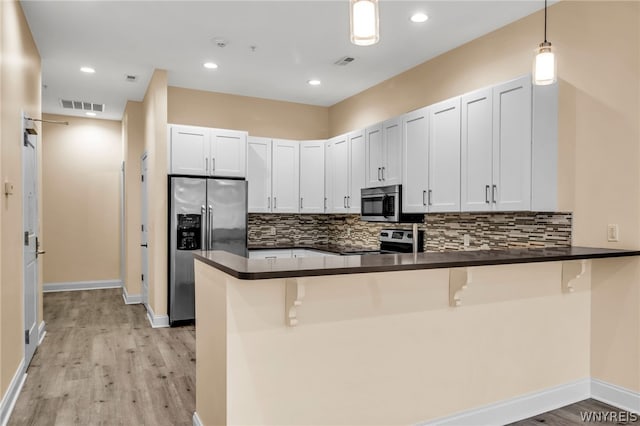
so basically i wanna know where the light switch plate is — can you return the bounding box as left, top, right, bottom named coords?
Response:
left=4, top=181, right=14, bottom=195
left=607, top=224, right=619, bottom=242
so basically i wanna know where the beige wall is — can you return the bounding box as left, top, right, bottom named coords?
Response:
left=168, top=86, right=328, bottom=140
left=329, top=1, right=640, bottom=392
left=41, top=114, right=122, bottom=283
left=122, top=101, right=144, bottom=296
left=0, top=0, right=41, bottom=399
left=143, top=70, right=169, bottom=316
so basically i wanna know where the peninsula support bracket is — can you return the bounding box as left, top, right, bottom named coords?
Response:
left=561, top=260, right=588, bottom=293
left=449, top=268, right=471, bottom=307
left=285, top=279, right=305, bottom=326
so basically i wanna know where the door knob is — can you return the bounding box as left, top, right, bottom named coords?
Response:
left=140, top=244, right=148, bottom=247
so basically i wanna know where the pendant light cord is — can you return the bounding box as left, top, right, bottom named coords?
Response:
left=544, top=0, right=548, bottom=43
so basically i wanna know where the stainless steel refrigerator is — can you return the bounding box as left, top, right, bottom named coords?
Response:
left=169, top=176, right=247, bottom=325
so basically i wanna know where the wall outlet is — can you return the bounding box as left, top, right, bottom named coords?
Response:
left=607, top=224, right=619, bottom=242
left=463, top=234, right=470, bottom=247
left=269, top=226, right=276, bottom=236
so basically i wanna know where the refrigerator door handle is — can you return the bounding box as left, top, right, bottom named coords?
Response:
left=201, top=205, right=207, bottom=249
left=208, top=205, right=213, bottom=250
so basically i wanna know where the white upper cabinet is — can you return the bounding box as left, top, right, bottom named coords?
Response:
left=329, top=134, right=350, bottom=213
left=428, top=97, right=461, bottom=212
left=382, top=117, right=402, bottom=185
left=299, top=140, right=325, bottom=213
left=365, top=120, right=402, bottom=188
left=169, top=125, right=247, bottom=178
left=348, top=130, right=366, bottom=213
left=461, top=88, right=494, bottom=212
left=210, top=129, right=247, bottom=178
left=247, top=137, right=272, bottom=213
left=324, top=142, right=333, bottom=213
left=492, top=76, right=532, bottom=211
left=365, top=124, right=383, bottom=188
left=170, top=125, right=209, bottom=176
left=402, top=107, right=429, bottom=213
left=272, top=139, right=300, bottom=213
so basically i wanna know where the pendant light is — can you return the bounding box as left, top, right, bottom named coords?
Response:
left=350, top=0, right=379, bottom=46
left=533, top=0, right=556, bottom=85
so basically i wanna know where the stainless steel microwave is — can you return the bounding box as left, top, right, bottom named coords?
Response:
left=360, top=185, right=423, bottom=223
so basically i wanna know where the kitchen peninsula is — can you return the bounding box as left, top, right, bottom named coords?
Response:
left=193, top=247, right=640, bottom=426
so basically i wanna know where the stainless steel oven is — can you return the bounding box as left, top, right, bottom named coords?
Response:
left=360, top=184, right=423, bottom=223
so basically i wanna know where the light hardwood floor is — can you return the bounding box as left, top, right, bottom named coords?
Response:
left=8, top=289, right=637, bottom=425
left=9, top=289, right=195, bottom=426
left=510, top=398, right=639, bottom=425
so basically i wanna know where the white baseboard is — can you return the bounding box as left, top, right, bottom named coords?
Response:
left=38, top=321, right=46, bottom=346
left=421, top=378, right=591, bottom=426
left=592, top=378, right=640, bottom=414
left=192, top=412, right=203, bottom=426
left=0, top=359, right=26, bottom=426
left=146, top=304, right=169, bottom=328
left=43, top=279, right=122, bottom=293
left=122, top=286, right=143, bottom=305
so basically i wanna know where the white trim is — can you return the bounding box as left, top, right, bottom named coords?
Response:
left=146, top=304, right=169, bottom=328
left=591, top=378, right=640, bottom=414
left=43, top=279, right=122, bottom=293
left=0, top=359, right=27, bottom=426
left=38, top=321, right=46, bottom=346
left=420, top=378, right=590, bottom=426
left=122, top=286, right=143, bottom=305
left=192, top=412, right=203, bottom=426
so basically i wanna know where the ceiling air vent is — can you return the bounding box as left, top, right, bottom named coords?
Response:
left=59, top=99, right=105, bottom=113
left=334, top=56, right=355, bottom=66
left=125, top=74, right=137, bottom=83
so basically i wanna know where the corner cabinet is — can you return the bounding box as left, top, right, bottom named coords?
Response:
left=247, top=138, right=300, bottom=214
left=299, top=140, right=325, bottom=213
left=169, top=125, right=247, bottom=178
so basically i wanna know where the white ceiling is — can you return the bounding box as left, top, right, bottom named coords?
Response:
left=21, top=1, right=547, bottom=121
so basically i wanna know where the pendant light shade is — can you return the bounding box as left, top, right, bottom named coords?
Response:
left=533, top=0, right=556, bottom=85
left=350, top=0, right=379, bottom=46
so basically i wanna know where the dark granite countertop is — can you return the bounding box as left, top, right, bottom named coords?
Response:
left=195, top=246, right=640, bottom=280
left=247, top=243, right=377, bottom=255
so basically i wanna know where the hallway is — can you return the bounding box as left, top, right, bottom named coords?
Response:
left=8, top=289, right=195, bottom=426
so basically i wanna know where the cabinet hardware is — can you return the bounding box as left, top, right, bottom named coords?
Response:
left=201, top=205, right=206, bottom=248
left=428, top=189, right=433, bottom=206
left=492, top=185, right=497, bottom=204
left=485, top=185, right=490, bottom=204
left=423, top=190, right=427, bottom=206
left=324, top=197, right=327, bottom=210
left=265, top=256, right=277, bottom=260
left=381, top=167, right=385, bottom=180
left=347, top=196, right=350, bottom=208
left=205, top=158, right=208, bottom=172
left=274, top=197, right=277, bottom=209
left=377, top=167, right=381, bottom=181
left=208, top=205, right=214, bottom=250
left=300, top=198, right=303, bottom=209
left=343, top=196, right=347, bottom=208
left=212, top=157, right=216, bottom=171
left=267, top=197, right=271, bottom=209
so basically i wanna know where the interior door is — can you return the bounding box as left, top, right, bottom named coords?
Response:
left=23, top=124, right=39, bottom=367
left=141, top=154, right=149, bottom=309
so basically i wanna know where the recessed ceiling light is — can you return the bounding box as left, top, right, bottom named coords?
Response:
left=80, top=66, right=95, bottom=73
left=308, top=79, right=321, bottom=86
left=203, top=62, right=218, bottom=69
left=410, top=12, right=429, bottom=23
left=85, top=112, right=96, bottom=117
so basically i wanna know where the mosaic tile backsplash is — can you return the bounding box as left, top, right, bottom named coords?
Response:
left=248, top=212, right=572, bottom=252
